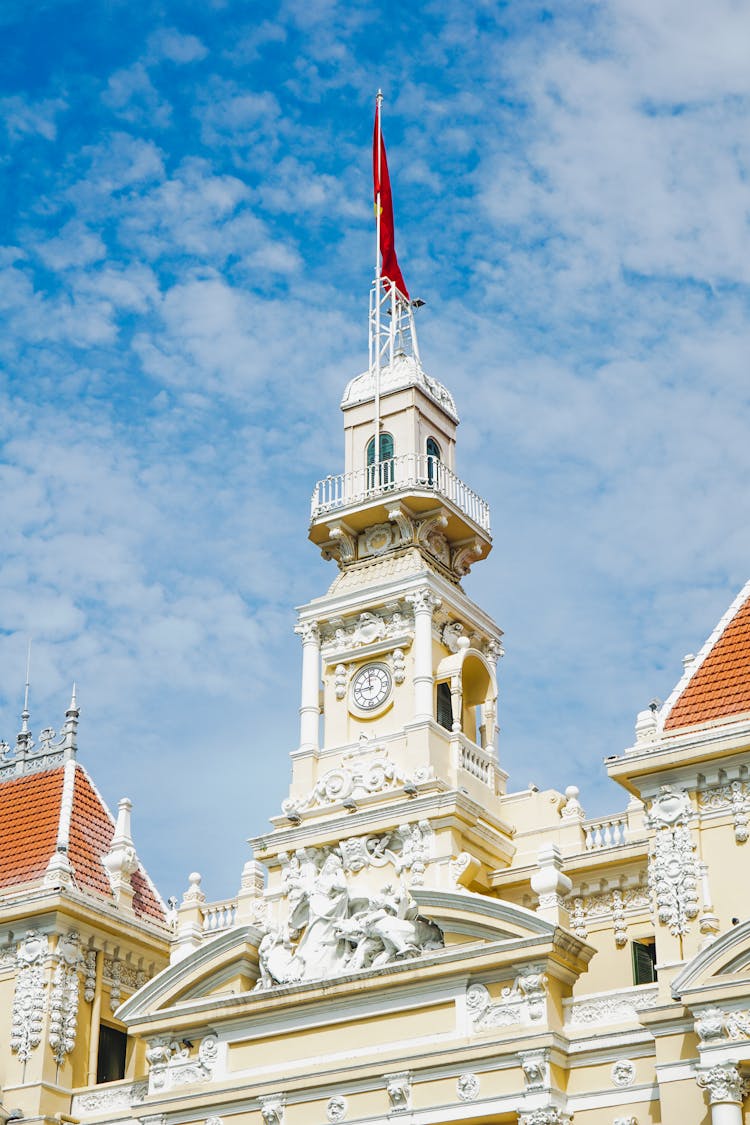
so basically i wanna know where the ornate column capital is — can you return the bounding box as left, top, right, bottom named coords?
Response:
left=518, top=1109, right=571, bottom=1125
left=696, top=1061, right=749, bottom=1105
left=294, top=621, right=320, bottom=644
left=406, top=588, right=441, bottom=615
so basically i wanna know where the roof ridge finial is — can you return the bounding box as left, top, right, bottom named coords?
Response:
left=16, top=639, right=32, bottom=753
left=63, top=681, right=79, bottom=759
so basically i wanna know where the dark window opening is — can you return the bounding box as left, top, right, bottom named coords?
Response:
left=97, top=1024, right=127, bottom=1084
left=436, top=682, right=453, bottom=731
left=366, top=433, right=395, bottom=488
left=632, top=938, right=657, bottom=985
left=426, top=437, right=441, bottom=485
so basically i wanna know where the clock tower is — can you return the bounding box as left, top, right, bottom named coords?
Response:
left=260, top=281, right=514, bottom=900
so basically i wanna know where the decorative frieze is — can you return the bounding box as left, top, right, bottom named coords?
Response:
left=564, top=985, right=658, bottom=1027
left=282, top=746, right=433, bottom=817
left=280, top=822, right=432, bottom=890
left=518, top=1110, right=570, bottom=1125
left=647, top=787, right=700, bottom=936
left=695, top=1006, right=750, bottom=1042
left=567, top=883, right=649, bottom=946
left=73, top=1082, right=148, bottom=1113
left=320, top=607, right=413, bottom=656
left=11, top=930, right=48, bottom=1063
left=466, top=966, right=547, bottom=1030
left=698, top=779, right=750, bottom=843
left=146, top=1033, right=220, bottom=1093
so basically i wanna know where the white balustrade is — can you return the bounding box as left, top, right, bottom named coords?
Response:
left=457, top=738, right=494, bottom=786
left=310, top=454, right=491, bottom=534
left=583, top=814, right=628, bottom=850
left=201, top=899, right=237, bottom=934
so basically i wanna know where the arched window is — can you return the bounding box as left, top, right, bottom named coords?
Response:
left=366, top=433, right=394, bottom=487
left=426, top=436, right=441, bottom=485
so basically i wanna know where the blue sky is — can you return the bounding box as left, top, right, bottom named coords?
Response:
left=2, top=0, right=750, bottom=900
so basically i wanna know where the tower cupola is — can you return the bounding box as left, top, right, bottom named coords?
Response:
left=309, top=292, right=491, bottom=584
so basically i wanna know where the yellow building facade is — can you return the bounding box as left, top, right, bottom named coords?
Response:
left=2, top=295, right=750, bottom=1125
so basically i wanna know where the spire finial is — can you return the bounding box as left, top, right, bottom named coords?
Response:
left=63, top=681, right=79, bottom=758
left=16, top=639, right=32, bottom=752
left=21, top=639, right=31, bottom=731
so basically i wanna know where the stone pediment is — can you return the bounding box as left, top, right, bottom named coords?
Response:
left=116, top=925, right=266, bottom=1021
left=673, top=918, right=750, bottom=999
left=116, top=892, right=586, bottom=1025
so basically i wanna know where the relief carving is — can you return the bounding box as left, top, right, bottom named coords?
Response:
left=384, top=1072, right=411, bottom=1112
left=49, top=931, right=82, bottom=1066
left=11, top=930, right=48, bottom=1063
left=696, top=1062, right=749, bottom=1104
left=699, top=779, right=750, bottom=843
left=146, top=1033, right=219, bottom=1092
left=647, top=788, right=700, bottom=936
left=456, top=1073, right=479, bottom=1101
left=282, top=746, right=432, bottom=817
left=256, top=858, right=443, bottom=989
left=466, top=967, right=547, bottom=1030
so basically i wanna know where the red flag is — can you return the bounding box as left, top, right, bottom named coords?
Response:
left=373, top=101, right=409, bottom=300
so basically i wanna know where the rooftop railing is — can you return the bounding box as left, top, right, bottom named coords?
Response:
left=310, top=453, right=491, bottom=534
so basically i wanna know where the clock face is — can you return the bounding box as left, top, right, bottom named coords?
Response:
left=350, top=663, right=392, bottom=711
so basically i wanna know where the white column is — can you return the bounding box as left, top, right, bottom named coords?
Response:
left=296, top=621, right=321, bottom=751
left=697, top=1062, right=748, bottom=1125
left=407, top=589, right=441, bottom=722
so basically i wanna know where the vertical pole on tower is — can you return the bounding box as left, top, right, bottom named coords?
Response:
left=373, top=89, right=383, bottom=476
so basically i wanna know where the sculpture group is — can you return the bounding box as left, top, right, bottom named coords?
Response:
left=256, top=852, right=443, bottom=988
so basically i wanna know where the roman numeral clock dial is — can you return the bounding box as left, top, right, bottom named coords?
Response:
left=350, top=663, right=392, bottom=713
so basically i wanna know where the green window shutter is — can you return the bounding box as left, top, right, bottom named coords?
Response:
left=632, top=939, right=657, bottom=985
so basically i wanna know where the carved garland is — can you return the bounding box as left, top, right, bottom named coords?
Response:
left=646, top=788, right=700, bottom=936
left=11, top=931, right=48, bottom=1063
left=49, top=932, right=82, bottom=1067
left=568, top=885, right=650, bottom=946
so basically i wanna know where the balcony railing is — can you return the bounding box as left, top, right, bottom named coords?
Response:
left=310, top=454, right=491, bottom=534
left=583, top=813, right=629, bottom=850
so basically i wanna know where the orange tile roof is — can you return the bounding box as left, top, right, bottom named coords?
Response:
left=664, top=588, right=750, bottom=731
left=0, top=767, right=65, bottom=888
left=0, top=762, right=166, bottom=923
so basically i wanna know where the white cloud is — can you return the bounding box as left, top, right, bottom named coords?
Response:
left=103, top=63, right=172, bottom=128
left=147, top=27, right=209, bottom=65
left=0, top=94, right=67, bottom=141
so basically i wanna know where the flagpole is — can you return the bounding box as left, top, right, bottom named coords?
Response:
left=373, top=89, right=383, bottom=475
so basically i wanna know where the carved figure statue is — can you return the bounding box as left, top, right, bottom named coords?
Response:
left=255, top=865, right=444, bottom=989
left=288, top=854, right=350, bottom=980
